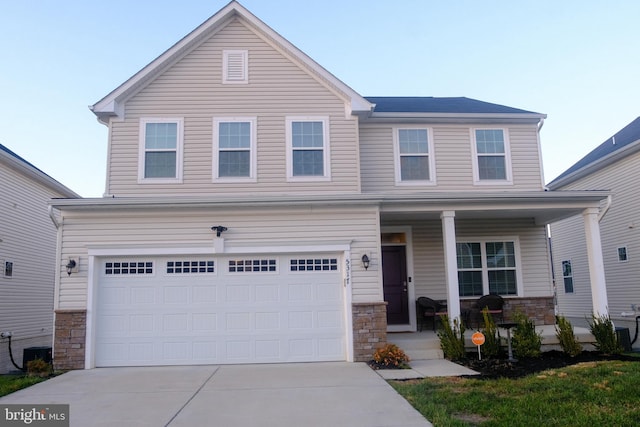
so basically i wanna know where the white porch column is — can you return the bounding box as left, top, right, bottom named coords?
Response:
left=583, top=207, right=609, bottom=317
left=441, top=211, right=461, bottom=324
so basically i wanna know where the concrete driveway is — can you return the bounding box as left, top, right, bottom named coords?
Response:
left=0, top=362, right=431, bottom=426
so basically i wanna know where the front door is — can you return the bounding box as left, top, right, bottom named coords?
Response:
left=382, top=246, right=409, bottom=325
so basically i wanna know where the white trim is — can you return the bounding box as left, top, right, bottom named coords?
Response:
left=343, top=249, right=354, bottom=362
left=286, top=116, right=331, bottom=181
left=85, top=255, right=98, bottom=369
left=212, top=117, right=257, bottom=182
left=138, top=118, right=184, bottom=184
left=470, top=128, right=513, bottom=185
left=87, top=242, right=352, bottom=257
left=392, top=127, right=436, bottom=186
left=222, top=50, right=248, bottom=84
left=381, top=226, right=415, bottom=332
left=455, top=235, right=524, bottom=297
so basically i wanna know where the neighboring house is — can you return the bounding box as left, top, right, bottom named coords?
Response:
left=549, top=117, right=640, bottom=333
left=0, top=144, right=79, bottom=373
left=50, top=1, right=609, bottom=370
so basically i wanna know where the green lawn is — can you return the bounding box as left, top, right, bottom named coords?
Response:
left=0, top=374, right=48, bottom=397
left=392, top=360, right=640, bottom=427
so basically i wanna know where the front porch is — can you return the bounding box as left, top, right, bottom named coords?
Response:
left=387, top=325, right=597, bottom=361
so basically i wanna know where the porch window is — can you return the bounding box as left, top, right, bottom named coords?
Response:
left=394, top=128, right=434, bottom=184
left=472, top=129, right=512, bottom=184
left=561, top=260, right=574, bottom=293
left=617, top=246, right=628, bottom=262
left=456, top=240, right=518, bottom=296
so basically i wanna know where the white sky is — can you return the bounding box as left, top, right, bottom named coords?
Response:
left=1, top=0, right=638, bottom=197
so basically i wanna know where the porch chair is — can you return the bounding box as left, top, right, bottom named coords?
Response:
left=466, top=294, right=504, bottom=328
left=416, top=297, right=448, bottom=332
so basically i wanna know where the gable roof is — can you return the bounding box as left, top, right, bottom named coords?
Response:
left=547, top=116, right=640, bottom=189
left=0, top=144, right=79, bottom=198
left=90, top=1, right=373, bottom=123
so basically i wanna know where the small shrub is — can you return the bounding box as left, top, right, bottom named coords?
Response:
left=512, top=311, right=542, bottom=358
left=555, top=315, right=582, bottom=357
left=588, top=313, right=623, bottom=354
left=480, top=307, right=502, bottom=358
left=437, top=315, right=466, bottom=360
left=26, top=358, right=52, bottom=378
left=372, top=344, right=410, bottom=369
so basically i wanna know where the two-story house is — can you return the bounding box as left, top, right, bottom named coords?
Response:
left=50, top=1, right=610, bottom=369
left=0, top=144, right=78, bottom=373
left=549, top=117, right=640, bottom=337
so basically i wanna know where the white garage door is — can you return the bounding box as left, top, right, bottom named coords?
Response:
left=95, top=254, right=346, bottom=367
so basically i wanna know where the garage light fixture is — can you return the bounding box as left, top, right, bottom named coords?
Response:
left=66, top=258, right=78, bottom=276
left=211, top=225, right=228, bottom=237
left=361, top=254, right=370, bottom=270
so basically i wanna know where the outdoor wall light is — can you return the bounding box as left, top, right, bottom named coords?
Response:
left=361, top=254, right=370, bottom=270
left=66, top=259, right=77, bottom=276
left=211, top=225, right=228, bottom=237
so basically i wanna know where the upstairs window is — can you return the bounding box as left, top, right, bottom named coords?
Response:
left=213, top=118, right=256, bottom=181
left=617, top=246, right=628, bottom=262
left=394, top=128, right=435, bottom=185
left=457, top=240, right=520, bottom=296
left=139, top=118, right=183, bottom=182
left=286, top=117, right=330, bottom=180
left=472, top=129, right=512, bottom=184
left=223, top=50, right=248, bottom=84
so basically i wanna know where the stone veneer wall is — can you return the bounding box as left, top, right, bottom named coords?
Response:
left=54, top=310, right=86, bottom=370
left=460, top=296, right=555, bottom=325
left=352, top=302, right=387, bottom=362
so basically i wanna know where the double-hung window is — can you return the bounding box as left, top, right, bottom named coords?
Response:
left=457, top=240, right=520, bottom=296
left=286, top=117, right=330, bottom=180
left=472, top=129, right=512, bottom=184
left=139, top=118, right=183, bottom=182
left=213, top=117, right=256, bottom=181
left=394, top=128, right=435, bottom=184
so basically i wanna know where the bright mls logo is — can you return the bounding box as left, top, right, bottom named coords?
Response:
left=1, top=405, right=68, bottom=427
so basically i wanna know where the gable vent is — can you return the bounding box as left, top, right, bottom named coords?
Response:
left=223, top=50, right=248, bottom=84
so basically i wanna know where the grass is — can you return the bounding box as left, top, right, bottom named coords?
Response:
left=391, top=359, right=640, bottom=426
left=0, top=374, right=48, bottom=397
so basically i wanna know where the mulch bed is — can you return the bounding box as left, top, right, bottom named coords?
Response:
left=456, top=350, right=639, bottom=379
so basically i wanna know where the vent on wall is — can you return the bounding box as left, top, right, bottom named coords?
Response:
left=223, top=50, right=248, bottom=84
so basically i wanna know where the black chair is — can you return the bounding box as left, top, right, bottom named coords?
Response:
left=466, top=294, right=504, bottom=328
left=416, top=297, right=448, bottom=331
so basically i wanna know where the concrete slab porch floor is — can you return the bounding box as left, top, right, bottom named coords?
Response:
left=0, top=362, right=432, bottom=427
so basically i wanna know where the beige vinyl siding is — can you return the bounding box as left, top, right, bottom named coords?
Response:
left=56, top=205, right=381, bottom=309
left=382, top=218, right=552, bottom=300
left=360, top=123, right=543, bottom=192
left=551, top=150, right=640, bottom=318
left=550, top=215, right=592, bottom=318
left=0, top=163, right=69, bottom=371
left=107, top=18, right=360, bottom=196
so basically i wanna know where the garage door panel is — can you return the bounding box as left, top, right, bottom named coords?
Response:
left=96, top=254, right=345, bottom=366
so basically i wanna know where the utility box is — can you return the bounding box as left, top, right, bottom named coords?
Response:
left=615, top=327, right=632, bottom=352
left=23, top=346, right=52, bottom=367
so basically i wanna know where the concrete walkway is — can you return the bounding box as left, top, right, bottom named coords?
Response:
left=376, top=359, right=479, bottom=380
left=0, top=362, right=432, bottom=427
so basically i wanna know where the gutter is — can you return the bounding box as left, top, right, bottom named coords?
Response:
left=48, top=205, right=60, bottom=229
left=598, top=195, right=612, bottom=222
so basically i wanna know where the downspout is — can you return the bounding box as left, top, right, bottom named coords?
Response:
left=598, top=195, right=612, bottom=222
left=536, top=117, right=547, bottom=189
left=48, top=205, right=60, bottom=229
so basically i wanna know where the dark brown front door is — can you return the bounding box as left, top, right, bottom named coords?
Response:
left=382, top=245, right=409, bottom=325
